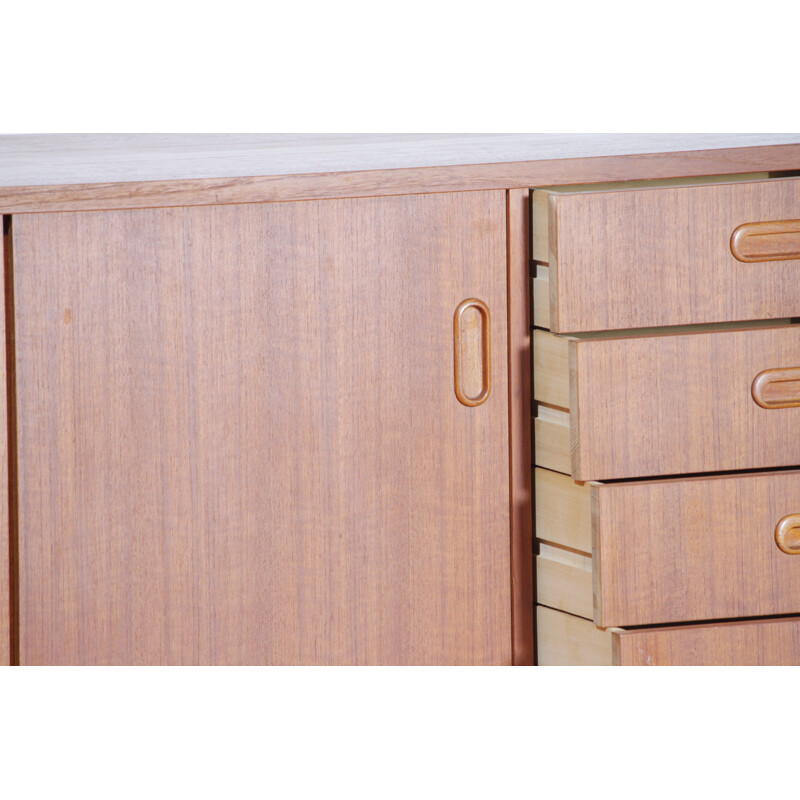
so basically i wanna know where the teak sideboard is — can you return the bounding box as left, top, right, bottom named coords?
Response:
left=1, top=133, right=800, bottom=665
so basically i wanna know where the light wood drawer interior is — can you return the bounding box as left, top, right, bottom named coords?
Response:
left=531, top=265, right=550, bottom=330
left=532, top=172, right=800, bottom=333
left=537, top=606, right=613, bottom=666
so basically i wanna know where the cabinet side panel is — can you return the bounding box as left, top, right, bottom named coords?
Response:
left=0, top=220, right=8, bottom=665
left=508, top=189, right=533, bottom=665
left=13, top=193, right=511, bottom=665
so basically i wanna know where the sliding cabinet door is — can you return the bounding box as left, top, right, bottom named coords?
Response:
left=11, top=192, right=510, bottom=664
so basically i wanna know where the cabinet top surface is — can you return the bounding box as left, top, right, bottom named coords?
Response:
left=2, top=133, right=799, bottom=187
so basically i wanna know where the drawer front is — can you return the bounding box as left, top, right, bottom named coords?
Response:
left=595, top=470, right=800, bottom=627
left=538, top=606, right=800, bottom=666
left=614, top=617, right=800, bottom=666
left=536, top=466, right=800, bottom=628
left=571, top=325, right=800, bottom=480
left=535, top=177, right=800, bottom=333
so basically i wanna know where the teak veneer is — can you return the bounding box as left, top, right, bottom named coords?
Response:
left=535, top=465, right=800, bottom=628
left=538, top=607, right=800, bottom=666
left=13, top=194, right=511, bottom=665
left=533, top=174, right=800, bottom=333
left=526, top=141, right=800, bottom=665
left=534, top=323, right=800, bottom=481
left=2, top=133, right=800, bottom=665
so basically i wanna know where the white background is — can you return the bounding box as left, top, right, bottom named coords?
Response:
left=1, top=1, right=798, bottom=797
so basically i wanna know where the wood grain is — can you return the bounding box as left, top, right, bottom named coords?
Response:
left=541, top=177, right=800, bottom=332
left=533, top=330, right=569, bottom=409
left=534, top=407, right=571, bottom=475
left=12, top=193, right=511, bottom=665
left=614, top=617, right=800, bottom=666
left=531, top=190, right=550, bottom=263
left=539, top=607, right=800, bottom=665
left=532, top=267, right=550, bottom=329
left=571, top=325, right=800, bottom=480
left=536, top=606, right=613, bottom=666
left=534, top=467, right=591, bottom=553
left=594, top=470, right=800, bottom=626
left=532, top=172, right=769, bottom=266
left=507, top=189, right=534, bottom=665
left=0, top=222, right=8, bottom=665
left=537, top=544, right=593, bottom=619
left=1, top=145, right=799, bottom=214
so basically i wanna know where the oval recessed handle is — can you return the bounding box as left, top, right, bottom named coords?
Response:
left=453, top=298, right=491, bottom=407
left=776, top=514, right=800, bottom=554
left=752, top=367, right=800, bottom=409
left=731, top=220, right=800, bottom=262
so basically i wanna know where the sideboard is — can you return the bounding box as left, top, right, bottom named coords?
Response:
left=1, top=133, right=799, bottom=665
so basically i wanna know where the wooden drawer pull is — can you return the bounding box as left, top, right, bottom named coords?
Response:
left=453, top=298, right=491, bottom=407
left=752, top=367, right=800, bottom=409
left=731, top=220, right=800, bottom=262
left=775, top=514, right=800, bottom=554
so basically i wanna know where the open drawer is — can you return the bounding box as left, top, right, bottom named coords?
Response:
left=534, top=324, right=800, bottom=481
left=538, top=606, right=800, bottom=666
left=532, top=175, right=800, bottom=333
left=536, top=466, right=800, bottom=628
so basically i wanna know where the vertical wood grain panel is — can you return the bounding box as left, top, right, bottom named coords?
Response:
left=13, top=193, right=511, bottom=665
left=507, top=189, right=533, bottom=665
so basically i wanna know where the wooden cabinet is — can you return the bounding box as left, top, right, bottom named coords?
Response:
left=533, top=168, right=800, bottom=665
left=10, top=193, right=511, bottom=665
left=2, top=134, right=800, bottom=665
